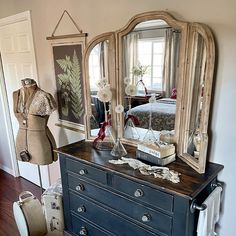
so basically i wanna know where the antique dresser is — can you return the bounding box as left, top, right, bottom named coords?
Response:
left=55, top=141, right=223, bottom=236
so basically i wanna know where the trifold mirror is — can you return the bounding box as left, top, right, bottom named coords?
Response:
left=83, top=11, right=215, bottom=174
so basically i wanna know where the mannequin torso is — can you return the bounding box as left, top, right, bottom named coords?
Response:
left=13, top=80, right=57, bottom=165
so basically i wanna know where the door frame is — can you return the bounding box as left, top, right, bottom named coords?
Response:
left=0, top=11, right=34, bottom=177
left=0, top=53, right=19, bottom=176
left=0, top=11, right=46, bottom=180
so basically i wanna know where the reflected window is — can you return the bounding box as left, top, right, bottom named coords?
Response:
left=89, top=42, right=109, bottom=92
left=89, top=44, right=101, bottom=92
left=137, top=38, right=165, bottom=91
left=123, top=22, right=180, bottom=97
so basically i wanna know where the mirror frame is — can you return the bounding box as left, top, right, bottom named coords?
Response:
left=83, top=11, right=216, bottom=174
left=179, top=23, right=215, bottom=173
left=116, top=11, right=188, bottom=150
left=83, top=32, right=116, bottom=140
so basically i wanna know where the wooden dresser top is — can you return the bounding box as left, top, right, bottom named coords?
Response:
left=55, top=140, right=223, bottom=200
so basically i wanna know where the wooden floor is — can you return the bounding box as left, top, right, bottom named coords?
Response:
left=0, top=169, right=42, bottom=236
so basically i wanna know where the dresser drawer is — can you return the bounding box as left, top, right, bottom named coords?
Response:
left=70, top=192, right=159, bottom=236
left=68, top=174, right=172, bottom=235
left=113, top=174, right=173, bottom=213
left=66, top=157, right=107, bottom=185
left=71, top=213, right=113, bottom=236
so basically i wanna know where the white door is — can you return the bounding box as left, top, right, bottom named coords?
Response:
left=0, top=11, right=50, bottom=188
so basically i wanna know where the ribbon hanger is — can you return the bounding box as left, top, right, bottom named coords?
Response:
left=46, top=10, right=87, bottom=40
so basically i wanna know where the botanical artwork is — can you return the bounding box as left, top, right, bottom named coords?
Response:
left=53, top=44, right=85, bottom=127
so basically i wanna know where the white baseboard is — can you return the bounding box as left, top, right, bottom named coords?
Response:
left=0, top=163, right=14, bottom=176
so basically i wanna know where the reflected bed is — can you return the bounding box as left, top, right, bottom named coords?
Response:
left=129, top=98, right=176, bottom=131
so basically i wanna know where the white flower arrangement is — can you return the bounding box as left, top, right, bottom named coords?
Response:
left=125, top=84, right=137, bottom=96
left=96, top=78, right=112, bottom=103
left=115, top=104, right=124, bottom=114
left=104, top=84, right=111, bottom=90
left=96, top=78, right=108, bottom=89
left=124, top=77, right=131, bottom=85
left=132, top=62, right=149, bottom=78
left=97, top=88, right=112, bottom=103
left=124, top=76, right=137, bottom=97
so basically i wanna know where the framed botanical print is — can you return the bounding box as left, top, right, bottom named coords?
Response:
left=50, top=37, right=86, bottom=132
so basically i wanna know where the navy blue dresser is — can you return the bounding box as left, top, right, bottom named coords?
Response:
left=56, top=141, right=223, bottom=236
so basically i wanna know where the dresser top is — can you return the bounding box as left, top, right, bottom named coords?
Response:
left=55, top=140, right=223, bottom=200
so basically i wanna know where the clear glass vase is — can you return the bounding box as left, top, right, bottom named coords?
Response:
left=111, top=122, right=127, bottom=157
left=142, top=104, right=157, bottom=144
left=110, top=138, right=127, bottom=157
left=143, top=128, right=157, bottom=144
left=136, top=77, right=148, bottom=95
left=124, top=119, right=140, bottom=140
left=124, top=102, right=140, bottom=140
left=94, top=124, right=114, bottom=150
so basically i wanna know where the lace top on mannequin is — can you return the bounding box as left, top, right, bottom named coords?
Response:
left=16, top=79, right=57, bottom=116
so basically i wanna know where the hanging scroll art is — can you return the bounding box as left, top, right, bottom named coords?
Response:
left=47, top=10, right=88, bottom=132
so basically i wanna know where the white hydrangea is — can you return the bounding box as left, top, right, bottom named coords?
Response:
left=97, top=88, right=112, bottom=102
left=96, top=78, right=108, bottom=89
left=125, top=84, right=137, bottom=96
left=104, top=84, right=111, bottom=90
left=115, top=104, right=124, bottom=113
left=124, top=77, right=131, bottom=85
left=96, top=80, right=103, bottom=89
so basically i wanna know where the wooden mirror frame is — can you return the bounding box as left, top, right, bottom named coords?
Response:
left=83, top=32, right=116, bottom=140
left=116, top=11, right=188, bottom=149
left=83, top=11, right=215, bottom=174
left=179, top=23, right=215, bottom=173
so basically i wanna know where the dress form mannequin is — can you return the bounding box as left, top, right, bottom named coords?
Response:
left=13, top=79, right=57, bottom=165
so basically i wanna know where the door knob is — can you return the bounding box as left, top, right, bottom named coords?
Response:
left=77, top=205, right=86, bottom=213
left=79, top=226, right=88, bottom=235
left=134, top=189, right=144, bottom=197
left=79, top=169, right=88, bottom=175
left=142, top=213, right=151, bottom=222
left=76, top=184, right=85, bottom=191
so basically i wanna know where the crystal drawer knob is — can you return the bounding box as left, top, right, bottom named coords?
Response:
left=79, top=169, right=87, bottom=175
left=77, top=205, right=86, bottom=213
left=142, top=213, right=151, bottom=222
left=79, top=226, right=88, bottom=235
left=76, top=184, right=85, bottom=191
left=134, top=189, right=143, bottom=197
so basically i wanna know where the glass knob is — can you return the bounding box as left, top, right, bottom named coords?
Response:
left=79, top=227, right=88, bottom=235
left=79, top=169, right=87, bottom=175
left=134, top=189, right=143, bottom=197
left=142, top=213, right=151, bottom=222
left=76, top=184, right=85, bottom=191
left=77, top=205, right=86, bottom=213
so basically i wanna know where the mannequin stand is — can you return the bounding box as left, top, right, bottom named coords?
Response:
left=37, top=165, right=44, bottom=194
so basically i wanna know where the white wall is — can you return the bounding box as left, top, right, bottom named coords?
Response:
left=0, top=0, right=235, bottom=235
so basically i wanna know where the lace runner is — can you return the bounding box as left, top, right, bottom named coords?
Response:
left=109, top=157, right=181, bottom=183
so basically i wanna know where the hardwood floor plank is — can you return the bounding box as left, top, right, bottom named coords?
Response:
left=0, top=169, right=42, bottom=236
